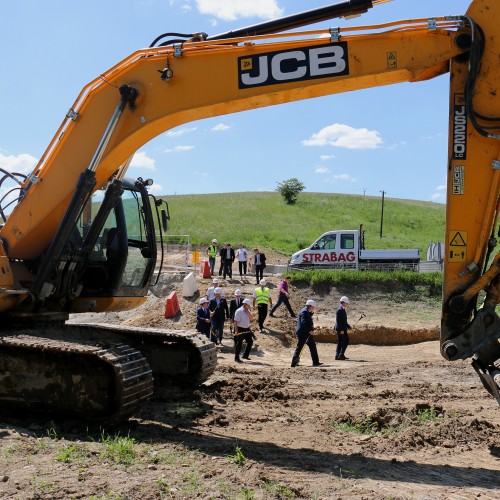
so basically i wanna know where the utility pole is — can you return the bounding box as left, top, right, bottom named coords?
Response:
left=380, top=190, right=385, bottom=239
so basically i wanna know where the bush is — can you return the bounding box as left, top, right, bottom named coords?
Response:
left=276, top=178, right=305, bottom=205
left=288, top=270, right=442, bottom=297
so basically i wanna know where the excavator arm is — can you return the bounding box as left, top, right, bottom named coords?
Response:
left=0, top=6, right=470, bottom=261
left=0, top=0, right=499, bottom=416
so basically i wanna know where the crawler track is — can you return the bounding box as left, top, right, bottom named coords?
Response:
left=0, top=335, right=153, bottom=422
left=0, top=324, right=217, bottom=422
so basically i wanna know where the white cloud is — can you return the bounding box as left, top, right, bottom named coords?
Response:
left=163, top=145, right=196, bottom=153
left=0, top=152, right=38, bottom=175
left=211, top=123, right=231, bottom=132
left=334, top=174, right=355, bottom=181
left=302, top=124, right=382, bottom=149
left=431, top=184, right=446, bottom=202
left=193, top=170, right=209, bottom=177
left=387, top=140, right=407, bottom=150
left=147, top=183, right=164, bottom=194
left=181, top=4, right=192, bottom=12
left=431, top=192, right=444, bottom=201
left=130, top=151, right=156, bottom=170
left=324, top=173, right=356, bottom=183
left=196, top=0, right=283, bottom=21
left=319, top=155, right=335, bottom=161
left=166, top=127, right=197, bottom=138
left=314, top=167, right=330, bottom=174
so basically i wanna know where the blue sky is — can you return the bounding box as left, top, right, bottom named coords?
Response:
left=0, top=0, right=471, bottom=202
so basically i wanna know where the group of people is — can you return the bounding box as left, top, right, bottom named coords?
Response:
left=205, top=239, right=267, bottom=283
left=195, top=272, right=352, bottom=366
left=291, top=295, right=351, bottom=367
left=195, top=285, right=256, bottom=361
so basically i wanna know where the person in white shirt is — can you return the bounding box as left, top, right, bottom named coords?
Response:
left=206, top=278, right=220, bottom=302
left=233, top=298, right=255, bottom=362
left=235, top=243, right=249, bottom=280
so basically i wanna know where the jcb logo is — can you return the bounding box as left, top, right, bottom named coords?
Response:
left=238, top=42, right=349, bottom=89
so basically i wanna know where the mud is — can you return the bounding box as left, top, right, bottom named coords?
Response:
left=1, top=270, right=499, bottom=499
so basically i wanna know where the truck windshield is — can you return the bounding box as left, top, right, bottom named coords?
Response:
left=314, top=234, right=336, bottom=250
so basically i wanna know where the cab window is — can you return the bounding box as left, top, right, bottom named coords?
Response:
left=341, top=234, right=355, bottom=250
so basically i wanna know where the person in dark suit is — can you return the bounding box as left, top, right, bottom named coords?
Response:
left=229, top=289, right=244, bottom=322
left=253, top=247, right=266, bottom=284
left=196, top=297, right=212, bottom=339
left=291, top=300, right=322, bottom=367
left=222, top=243, right=235, bottom=279
left=335, top=295, right=351, bottom=360
left=218, top=245, right=225, bottom=276
left=209, top=287, right=229, bottom=345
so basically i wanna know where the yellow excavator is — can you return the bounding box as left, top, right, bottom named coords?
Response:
left=1, top=0, right=499, bottom=421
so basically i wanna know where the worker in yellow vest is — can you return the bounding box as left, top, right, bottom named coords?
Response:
left=252, top=279, right=273, bottom=332
left=206, top=238, right=218, bottom=276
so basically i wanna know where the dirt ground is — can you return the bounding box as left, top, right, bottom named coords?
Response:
left=1, top=260, right=499, bottom=499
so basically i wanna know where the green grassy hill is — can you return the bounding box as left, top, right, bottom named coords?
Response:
left=163, top=191, right=445, bottom=257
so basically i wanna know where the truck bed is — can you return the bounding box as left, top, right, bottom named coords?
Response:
left=359, top=249, right=420, bottom=261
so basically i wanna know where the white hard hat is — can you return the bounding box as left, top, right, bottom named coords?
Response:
left=212, top=239, right=218, bottom=243
left=234, top=289, right=242, bottom=296
left=214, top=287, right=222, bottom=294
left=199, top=298, right=208, bottom=304
left=243, top=298, right=252, bottom=305
left=212, top=278, right=219, bottom=284
left=259, top=279, right=267, bottom=285
left=306, top=299, right=317, bottom=307
left=340, top=296, right=350, bottom=304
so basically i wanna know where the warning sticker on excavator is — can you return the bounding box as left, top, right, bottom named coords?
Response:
left=448, top=230, right=467, bottom=262
left=387, top=52, right=397, bottom=69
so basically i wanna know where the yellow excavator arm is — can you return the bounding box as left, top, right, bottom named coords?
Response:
left=0, top=0, right=499, bottom=406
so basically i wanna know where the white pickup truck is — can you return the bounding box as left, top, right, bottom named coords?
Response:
left=289, top=227, right=420, bottom=271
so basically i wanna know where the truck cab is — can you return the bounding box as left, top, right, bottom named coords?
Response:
left=289, top=230, right=360, bottom=269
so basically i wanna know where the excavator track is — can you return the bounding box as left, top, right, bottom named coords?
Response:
left=64, top=323, right=218, bottom=384
left=0, top=324, right=217, bottom=422
left=0, top=335, right=153, bottom=423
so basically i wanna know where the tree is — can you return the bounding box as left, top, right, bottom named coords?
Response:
left=276, top=178, right=305, bottom=205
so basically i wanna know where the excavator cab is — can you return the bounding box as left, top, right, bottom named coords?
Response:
left=70, top=177, right=164, bottom=312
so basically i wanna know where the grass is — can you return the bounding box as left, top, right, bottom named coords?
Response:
left=227, top=445, right=247, bottom=467
left=331, top=416, right=379, bottom=435
left=31, top=476, right=56, bottom=495
left=98, top=432, right=137, bottom=466
left=332, top=406, right=444, bottom=437
left=263, top=480, right=296, bottom=499
left=56, top=442, right=89, bottom=463
left=414, top=405, right=442, bottom=423
left=157, top=191, right=445, bottom=256
left=239, top=487, right=256, bottom=499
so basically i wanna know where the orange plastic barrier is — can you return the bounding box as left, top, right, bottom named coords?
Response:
left=164, top=291, right=181, bottom=318
left=199, top=260, right=211, bottom=278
